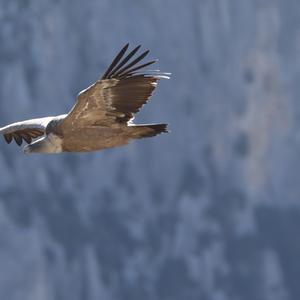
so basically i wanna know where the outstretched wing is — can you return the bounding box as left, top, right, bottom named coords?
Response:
left=59, top=44, right=170, bottom=129
left=0, top=117, right=53, bottom=146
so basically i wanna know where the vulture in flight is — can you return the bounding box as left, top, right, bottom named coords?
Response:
left=0, top=44, right=169, bottom=154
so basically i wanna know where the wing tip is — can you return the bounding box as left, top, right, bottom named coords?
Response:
left=3, top=134, right=12, bottom=144
left=123, top=43, right=130, bottom=51
left=102, top=44, right=171, bottom=81
left=153, top=73, right=171, bottom=80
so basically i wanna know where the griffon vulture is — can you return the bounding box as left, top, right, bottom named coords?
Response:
left=0, top=44, right=169, bottom=154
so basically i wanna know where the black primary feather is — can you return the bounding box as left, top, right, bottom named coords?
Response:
left=114, top=50, right=150, bottom=78
left=119, top=60, right=157, bottom=78
left=4, top=134, right=12, bottom=144
left=102, top=44, right=167, bottom=82
left=101, top=43, right=129, bottom=79
left=107, top=45, right=141, bottom=78
left=13, top=134, right=22, bottom=146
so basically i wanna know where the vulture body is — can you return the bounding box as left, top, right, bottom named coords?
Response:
left=0, top=44, right=169, bottom=154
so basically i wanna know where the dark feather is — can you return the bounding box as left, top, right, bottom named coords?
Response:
left=13, top=134, right=22, bottom=146
left=3, top=129, right=44, bottom=146
left=119, top=60, right=157, bottom=78
left=114, top=50, right=150, bottom=78
left=4, top=134, right=12, bottom=144
left=107, top=45, right=141, bottom=78
left=101, top=43, right=129, bottom=80
left=21, top=134, right=32, bottom=144
left=106, top=76, right=159, bottom=122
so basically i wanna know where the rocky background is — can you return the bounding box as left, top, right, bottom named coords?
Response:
left=0, top=0, right=299, bottom=299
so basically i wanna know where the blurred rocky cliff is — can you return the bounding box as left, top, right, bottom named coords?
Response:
left=0, top=0, right=299, bottom=299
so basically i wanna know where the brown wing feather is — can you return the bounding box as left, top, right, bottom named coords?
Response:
left=3, top=129, right=44, bottom=146
left=0, top=116, right=53, bottom=146
left=59, top=44, right=169, bottom=129
left=107, top=76, right=158, bottom=122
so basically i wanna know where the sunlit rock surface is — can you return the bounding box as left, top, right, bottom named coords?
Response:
left=0, top=1, right=299, bottom=299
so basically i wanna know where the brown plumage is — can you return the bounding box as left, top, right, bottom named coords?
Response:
left=0, top=44, right=170, bottom=154
left=4, top=129, right=44, bottom=145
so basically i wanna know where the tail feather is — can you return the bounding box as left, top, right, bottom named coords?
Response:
left=130, top=123, right=168, bottom=139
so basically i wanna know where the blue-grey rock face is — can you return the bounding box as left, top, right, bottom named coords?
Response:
left=0, top=0, right=299, bottom=299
